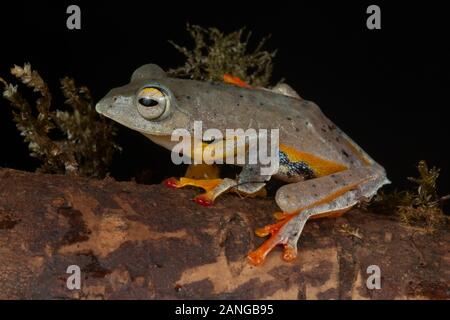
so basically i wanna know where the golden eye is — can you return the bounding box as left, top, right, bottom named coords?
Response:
left=136, top=87, right=167, bottom=119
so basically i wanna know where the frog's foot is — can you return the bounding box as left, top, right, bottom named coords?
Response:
left=164, top=177, right=222, bottom=190
left=249, top=166, right=389, bottom=265
left=165, top=177, right=238, bottom=207
left=164, top=177, right=224, bottom=206
left=194, top=178, right=239, bottom=206
left=248, top=212, right=303, bottom=266
left=248, top=207, right=354, bottom=265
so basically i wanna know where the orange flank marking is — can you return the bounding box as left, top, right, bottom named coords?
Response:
left=223, top=74, right=252, bottom=89
left=309, top=207, right=352, bottom=219
left=298, top=178, right=370, bottom=213
left=279, top=144, right=348, bottom=177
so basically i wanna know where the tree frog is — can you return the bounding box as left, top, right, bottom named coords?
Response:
left=96, top=64, right=389, bottom=265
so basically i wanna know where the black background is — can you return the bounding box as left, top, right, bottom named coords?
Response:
left=0, top=1, right=449, bottom=195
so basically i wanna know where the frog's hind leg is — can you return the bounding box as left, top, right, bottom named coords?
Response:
left=248, top=166, right=388, bottom=265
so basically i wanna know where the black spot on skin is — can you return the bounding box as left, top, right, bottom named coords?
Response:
left=295, top=128, right=300, bottom=132
left=305, top=121, right=310, bottom=125
left=321, top=128, right=327, bottom=132
left=236, top=103, right=240, bottom=107
left=239, top=95, right=244, bottom=98
left=342, top=149, right=350, bottom=158
left=328, top=124, right=336, bottom=130
left=334, top=180, right=339, bottom=184
left=336, top=137, right=340, bottom=142
left=186, top=95, right=191, bottom=99
left=279, top=151, right=315, bottom=179
left=259, top=102, right=264, bottom=106
left=314, top=193, right=319, bottom=197
left=286, top=117, right=292, bottom=121
left=312, top=184, right=316, bottom=188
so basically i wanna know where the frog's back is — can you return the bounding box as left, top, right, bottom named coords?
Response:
left=165, top=78, right=376, bottom=169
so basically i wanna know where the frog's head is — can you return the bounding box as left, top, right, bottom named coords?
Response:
left=95, top=64, right=190, bottom=136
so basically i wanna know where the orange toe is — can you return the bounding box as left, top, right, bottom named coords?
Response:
left=254, top=220, right=284, bottom=237
left=247, top=249, right=267, bottom=266
left=282, top=245, right=297, bottom=262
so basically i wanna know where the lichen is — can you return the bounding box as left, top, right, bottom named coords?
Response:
left=0, top=63, right=120, bottom=178
left=168, top=24, right=276, bottom=87
left=370, top=160, right=449, bottom=231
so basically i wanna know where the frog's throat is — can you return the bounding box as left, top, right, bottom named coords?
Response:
left=142, top=133, right=181, bottom=151
left=143, top=134, right=239, bottom=163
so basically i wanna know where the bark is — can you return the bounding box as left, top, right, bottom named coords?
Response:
left=0, top=168, right=448, bottom=300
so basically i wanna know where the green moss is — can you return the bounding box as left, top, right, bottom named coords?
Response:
left=168, top=24, right=277, bottom=87
left=1, top=64, right=120, bottom=178
left=370, top=160, right=449, bottom=230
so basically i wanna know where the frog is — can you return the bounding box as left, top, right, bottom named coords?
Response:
left=95, top=64, right=389, bottom=265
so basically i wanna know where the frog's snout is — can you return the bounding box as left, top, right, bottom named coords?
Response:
left=95, top=101, right=105, bottom=114
left=95, top=96, right=113, bottom=115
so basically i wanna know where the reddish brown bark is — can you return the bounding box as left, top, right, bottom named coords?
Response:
left=0, top=168, right=448, bottom=299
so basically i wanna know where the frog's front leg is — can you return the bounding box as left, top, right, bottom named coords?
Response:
left=248, top=166, right=387, bottom=265
left=165, top=164, right=270, bottom=206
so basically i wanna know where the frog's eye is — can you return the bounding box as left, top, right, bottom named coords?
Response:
left=136, top=87, right=168, bottom=120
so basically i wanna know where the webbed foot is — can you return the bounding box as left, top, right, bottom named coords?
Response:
left=164, top=177, right=224, bottom=206
left=248, top=212, right=303, bottom=266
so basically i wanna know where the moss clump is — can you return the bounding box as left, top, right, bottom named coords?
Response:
left=370, top=160, right=449, bottom=231
left=0, top=63, right=120, bottom=178
left=168, top=24, right=276, bottom=87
